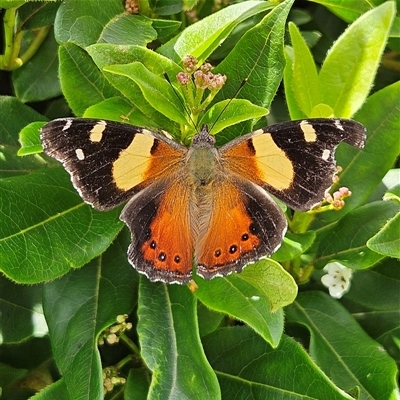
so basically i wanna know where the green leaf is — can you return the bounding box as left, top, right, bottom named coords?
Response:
left=203, top=327, right=353, bottom=399
left=0, top=96, right=47, bottom=146
left=343, top=266, right=400, bottom=363
left=287, top=22, right=321, bottom=116
left=313, top=201, right=400, bottom=270
left=137, top=279, right=220, bottom=399
left=384, top=183, right=400, bottom=203
left=59, top=43, right=120, bottom=116
left=213, top=0, right=294, bottom=142
left=87, top=43, right=182, bottom=134
left=82, top=96, right=150, bottom=127
left=367, top=211, right=400, bottom=258
left=199, top=99, right=268, bottom=135
left=17, top=121, right=44, bottom=156
left=197, top=303, right=224, bottom=337
left=42, top=232, right=138, bottom=400
left=12, top=28, right=61, bottom=103
left=0, top=275, right=46, bottom=344
left=0, top=168, right=123, bottom=283
left=151, top=18, right=181, bottom=39
left=55, top=0, right=125, bottom=47
left=158, top=1, right=274, bottom=63
left=125, top=368, right=150, bottom=399
left=313, top=0, right=378, bottom=23
left=99, top=15, right=156, bottom=45
left=319, top=2, right=396, bottom=117
left=194, top=259, right=295, bottom=347
left=273, top=231, right=316, bottom=262
left=286, top=291, right=399, bottom=399
left=17, top=2, right=60, bottom=30
left=283, top=46, right=307, bottom=120
left=154, top=0, right=183, bottom=16
left=104, top=62, right=188, bottom=127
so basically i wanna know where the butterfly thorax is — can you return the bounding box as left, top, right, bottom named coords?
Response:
left=186, top=125, right=219, bottom=187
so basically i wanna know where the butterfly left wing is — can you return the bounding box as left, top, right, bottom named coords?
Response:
left=40, top=118, right=187, bottom=210
left=121, top=175, right=194, bottom=284
left=219, top=118, right=366, bottom=210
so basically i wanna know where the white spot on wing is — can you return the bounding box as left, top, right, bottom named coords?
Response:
left=334, top=119, right=344, bottom=131
left=322, top=149, right=330, bottom=161
left=62, top=119, right=73, bottom=131
left=75, top=148, right=85, bottom=160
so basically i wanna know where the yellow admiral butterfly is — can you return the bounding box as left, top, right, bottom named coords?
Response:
left=40, top=117, right=366, bottom=284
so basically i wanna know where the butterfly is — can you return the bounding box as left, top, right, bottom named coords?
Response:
left=40, top=117, right=366, bottom=284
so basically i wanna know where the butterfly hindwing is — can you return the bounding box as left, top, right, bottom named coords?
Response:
left=196, top=175, right=287, bottom=279
left=220, top=118, right=366, bottom=210
left=40, top=118, right=187, bottom=210
left=121, top=177, right=194, bottom=284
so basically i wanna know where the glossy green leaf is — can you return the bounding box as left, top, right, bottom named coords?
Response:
left=367, top=211, right=400, bottom=258
left=0, top=275, right=46, bottom=344
left=55, top=0, right=124, bottom=47
left=42, top=232, right=138, bottom=400
left=0, top=168, right=122, bottom=283
left=286, top=291, right=399, bottom=399
left=87, top=43, right=182, bottom=134
left=343, top=266, right=400, bottom=363
left=314, top=201, right=400, bottom=269
left=319, top=2, right=396, bottom=117
left=13, top=28, right=61, bottom=103
left=273, top=231, right=316, bottom=261
left=0, top=0, right=25, bottom=8
left=384, top=183, right=400, bottom=203
left=199, top=99, right=268, bottom=135
left=194, top=259, right=293, bottom=347
left=151, top=19, right=181, bottom=38
left=137, top=279, right=220, bottom=399
left=100, top=15, right=156, bottom=45
left=124, top=368, right=150, bottom=399
left=213, top=0, right=294, bottom=142
left=203, top=327, right=353, bottom=399
left=59, top=43, right=120, bottom=116
left=82, top=96, right=149, bottom=127
left=197, top=303, right=224, bottom=337
left=0, top=96, right=47, bottom=146
left=104, top=62, right=188, bottom=126
left=17, top=2, right=60, bottom=30
left=309, top=0, right=379, bottom=23
left=288, top=22, right=321, bottom=116
left=158, top=1, right=274, bottom=63
left=283, top=46, right=306, bottom=120
left=153, top=0, right=183, bottom=15
left=17, top=121, right=44, bottom=156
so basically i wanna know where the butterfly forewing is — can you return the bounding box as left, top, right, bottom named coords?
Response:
left=40, top=118, right=187, bottom=210
left=220, top=118, right=366, bottom=210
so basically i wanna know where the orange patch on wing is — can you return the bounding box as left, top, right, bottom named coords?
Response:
left=112, top=134, right=186, bottom=191
left=140, top=183, right=193, bottom=276
left=197, top=185, right=260, bottom=269
left=222, top=133, right=294, bottom=190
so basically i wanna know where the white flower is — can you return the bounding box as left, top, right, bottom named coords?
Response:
left=321, top=262, right=352, bottom=299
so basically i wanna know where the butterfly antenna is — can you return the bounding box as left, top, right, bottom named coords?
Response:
left=209, top=78, right=248, bottom=134
left=163, top=73, right=198, bottom=131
